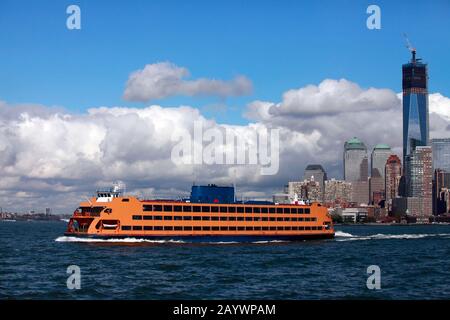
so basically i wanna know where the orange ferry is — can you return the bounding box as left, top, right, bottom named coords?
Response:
left=65, top=184, right=334, bottom=242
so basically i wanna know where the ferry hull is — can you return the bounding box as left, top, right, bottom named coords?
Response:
left=64, top=232, right=335, bottom=242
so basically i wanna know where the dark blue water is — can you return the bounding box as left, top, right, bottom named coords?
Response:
left=2, top=221, right=450, bottom=299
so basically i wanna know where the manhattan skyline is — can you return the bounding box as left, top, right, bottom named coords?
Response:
left=1, top=0, right=450, bottom=213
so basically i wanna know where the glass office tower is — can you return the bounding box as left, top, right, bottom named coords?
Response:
left=402, top=50, right=429, bottom=166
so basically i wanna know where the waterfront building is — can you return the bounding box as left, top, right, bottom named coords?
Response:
left=324, top=179, right=352, bottom=206
left=288, top=180, right=321, bottom=202
left=385, top=155, right=402, bottom=212
left=406, top=146, right=433, bottom=220
left=351, top=180, right=369, bottom=205
left=369, top=175, right=384, bottom=205
left=344, top=137, right=368, bottom=182
left=433, top=169, right=450, bottom=214
left=402, top=49, right=429, bottom=166
left=431, top=138, right=450, bottom=172
left=303, top=164, right=327, bottom=196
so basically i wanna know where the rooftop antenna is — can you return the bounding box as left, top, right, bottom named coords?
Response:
left=403, top=33, right=416, bottom=63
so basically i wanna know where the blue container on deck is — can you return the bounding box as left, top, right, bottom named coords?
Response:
left=190, top=184, right=235, bottom=204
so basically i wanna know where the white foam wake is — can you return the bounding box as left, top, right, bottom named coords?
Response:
left=55, top=236, right=185, bottom=243
left=335, top=232, right=450, bottom=241
left=334, top=231, right=354, bottom=237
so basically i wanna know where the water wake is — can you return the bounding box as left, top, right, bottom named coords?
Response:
left=335, top=231, right=450, bottom=241
left=55, top=236, right=185, bottom=243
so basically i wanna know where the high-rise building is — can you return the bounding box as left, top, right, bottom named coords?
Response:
left=406, top=146, right=433, bottom=220
left=324, top=179, right=352, bottom=206
left=303, top=164, right=327, bottom=196
left=402, top=49, right=429, bottom=166
left=385, top=154, right=402, bottom=211
left=344, top=137, right=368, bottom=182
left=431, top=138, right=450, bottom=172
left=288, top=180, right=321, bottom=202
left=351, top=181, right=369, bottom=205
left=433, top=169, right=450, bottom=214
left=371, top=144, right=392, bottom=179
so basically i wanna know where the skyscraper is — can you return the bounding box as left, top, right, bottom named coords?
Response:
left=431, top=138, right=450, bottom=172
left=371, top=144, right=392, bottom=180
left=385, top=154, right=402, bottom=210
left=344, top=137, right=368, bottom=182
left=407, top=146, right=433, bottom=219
left=402, top=49, right=429, bottom=166
left=303, top=164, right=327, bottom=195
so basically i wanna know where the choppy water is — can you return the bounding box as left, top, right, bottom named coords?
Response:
left=1, top=221, right=450, bottom=299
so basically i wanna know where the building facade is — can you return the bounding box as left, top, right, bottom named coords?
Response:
left=303, top=164, right=327, bottom=196
left=344, top=137, right=368, bottom=182
left=385, top=154, right=402, bottom=211
left=431, top=138, right=450, bottom=172
left=371, top=144, right=392, bottom=180
left=324, top=179, right=352, bottom=206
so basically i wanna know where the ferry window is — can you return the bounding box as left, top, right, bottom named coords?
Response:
left=269, top=217, right=276, bottom=221
left=254, top=227, right=261, bottom=231
left=261, top=208, right=268, bottom=213
left=220, top=226, right=228, bottom=231
left=122, top=198, right=129, bottom=202
left=237, top=226, right=245, bottom=231
left=202, top=216, right=210, bottom=221
left=245, top=217, right=252, bottom=221
left=183, top=226, right=193, bottom=231
left=292, top=226, right=298, bottom=230
left=193, top=226, right=201, bottom=231
left=284, top=208, right=290, bottom=214
left=298, top=217, right=304, bottom=221
left=132, top=226, right=142, bottom=230
left=211, top=227, right=219, bottom=231
left=183, top=216, right=192, bottom=220
left=262, top=217, right=268, bottom=221
left=228, top=207, right=236, bottom=213
left=154, top=226, right=163, bottom=230
left=298, top=226, right=305, bottom=230
left=269, top=208, right=275, bottom=214
left=174, top=216, right=182, bottom=221
left=305, top=226, right=311, bottom=230
left=143, top=205, right=152, bottom=211
left=144, top=226, right=153, bottom=230
left=229, top=217, right=236, bottom=221
left=220, top=216, right=227, bottom=221
left=284, top=226, right=292, bottom=230
left=164, top=226, right=173, bottom=231
left=193, top=206, right=201, bottom=212
left=193, top=216, right=201, bottom=221
left=305, top=208, right=310, bottom=214
left=311, top=217, right=317, bottom=221
left=298, top=208, right=304, bottom=214
left=276, top=217, right=283, bottom=221
left=253, top=207, right=260, bottom=213
left=220, top=207, right=227, bottom=213
left=164, top=205, right=172, bottom=212
left=211, top=206, right=219, bottom=213
left=237, top=217, right=244, bottom=221
left=245, top=207, right=252, bottom=213
left=143, top=215, right=153, bottom=220
left=164, top=216, right=172, bottom=220
left=202, top=226, right=211, bottom=231
left=262, top=227, right=269, bottom=231
left=174, top=226, right=183, bottom=231
left=270, top=226, right=276, bottom=230
left=229, top=226, right=237, bottom=231
left=202, top=206, right=210, bottom=213
left=291, top=217, right=298, bottom=221
left=304, top=217, right=310, bottom=222
left=211, top=216, right=219, bottom=221
left=183, top=206, right=192, bottom=212
left=121, top=226, right=131, bottom=230
left=154, top=205, right=163, bottom=211
left=132, top=215, right=142, bottom=220
left=154, top=216, right=162, bottom=220
left=291, top=208, right=298, bottom=214
left=237, top=207, right=244, bottom=213
left=284, top=217, right=290, bottom=221
left=277, top=227, right=283, bottom=231
left=276, top=208, right=283, bottom=213
left=245, top=226, right=253, bottom=231
left=174, top=206, right=182, bottom=212
left=254, top=217, right=260, bottom=221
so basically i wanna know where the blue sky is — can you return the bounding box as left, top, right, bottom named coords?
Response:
left=1, top=0, right=449, bottom=124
